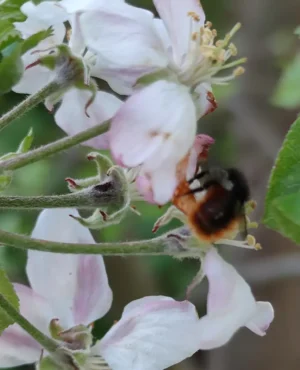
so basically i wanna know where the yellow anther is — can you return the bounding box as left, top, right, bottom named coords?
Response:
left=246, top=234, right=256, bottom=246
left=205, top=21, right=213, bottom=28
left=233, top=66, right=245, bottom=76
left=187, top=11, right=200, bottom=22
left=255, top=243, right=262, bottom=250
left=229, top=43, right=238, bottom=56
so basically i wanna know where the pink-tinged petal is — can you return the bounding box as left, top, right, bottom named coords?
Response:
left=195, top=249, right=273, bottom=349
left=110, top=80, right=196, bottom=169
left=135, top=175, right=156, bottom=204
left=246, top=302, right=274, bottom=336
left=153, top=0, right=205, bottom=65
left=145, top=160, right=178, bottom=205
left=194, top=83, right=217, bottom=119
left=186, top=134, right=215, bottom=179
left=0, top=284, right=55, bottom=368
left=73, top=255, right=113, bottom=325
left=0, top=330, right=41, bottom=368
left=55, top=89, right=122, bottom=149
left=27, top=209, right=112, bottom=328
left=80, top=4, right=167, bottom=71
left=14, top=284, right=54, bottom=334
left=94, top=296, right=200, bottom=370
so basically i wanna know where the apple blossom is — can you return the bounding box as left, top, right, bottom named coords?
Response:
left=72, top=0, right=244, bottom=203
left=13, top=1, right=123, bottom=149
left=0, top=208, right=273, bottom=370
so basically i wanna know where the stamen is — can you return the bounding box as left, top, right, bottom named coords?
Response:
left=187, top=11, right=201, bottom=22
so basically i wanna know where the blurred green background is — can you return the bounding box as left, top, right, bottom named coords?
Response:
left=1, top=0, right=300, bottom=369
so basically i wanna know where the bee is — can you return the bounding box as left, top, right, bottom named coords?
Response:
left=172, top=167, right=250, bottom=243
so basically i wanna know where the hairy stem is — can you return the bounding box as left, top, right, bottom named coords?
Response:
left=0, top=228, right=167, bottom=255
left=0, top=190, right=119, bottom=210
left=0, top=120, right=110, bottom=171
left=0, top=82, right=59, bottom=132
left=0, top=293, right=58, bottom=353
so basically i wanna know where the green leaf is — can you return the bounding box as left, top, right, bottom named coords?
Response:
left=0, top=0, right=27, bottom=22
left=0, top=42, right=23, bottom=94
left=271, top=53, right=300, bottom=109
left=0, top=19, right=21, bottom=51
left=270, top=193, right=300, bottom=243
left=0, top=269, right=19, bottom=334
left=21, top=27, right=53, bottom=54
left=263, top=117, right=300, bottom=243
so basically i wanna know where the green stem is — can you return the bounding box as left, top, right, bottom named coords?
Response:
left=0, top=293, right=58, bottom=353
left=0, top=82, right=59, bottom=132
left=0, top=190, right=118, bottom=210
left=0, top=120, right=110, bottom=171
left=0, top=228, right=167, bottom=255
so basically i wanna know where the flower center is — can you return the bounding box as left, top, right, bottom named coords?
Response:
left=178, top=13, right=246, bottom=88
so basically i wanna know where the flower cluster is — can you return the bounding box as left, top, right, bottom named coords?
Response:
left=0, top=209, right=273, bottom=370
left=0, top=0, right=275, bottom=368
left=12, top=0, right=245, bottom=204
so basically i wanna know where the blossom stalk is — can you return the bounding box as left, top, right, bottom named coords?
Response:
left=0, top=227, right=169, bottom=255
left=0, top=82, right=59, bottom=132
left=0, top=189, right=121, bottom=210
left=0, top=120, right=110, bottom=171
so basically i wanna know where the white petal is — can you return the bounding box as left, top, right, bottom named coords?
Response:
left=95, top=296, right=200, bottom=370
left=12, top=24, right=65, bottom=94
left=60, top=0, right=124, bottom=13
left=91, top=60, right=159, bottom=95
left=110, top=80, right=196, bottom=168
left=80, top=4, right=167, bottom=71
left=153, top=0, right=205, bottom=65
left=20, top=1, right=68, bottom=24
left=246, top=302, right=274, bottom=336
left=27, top=209, right=112, bottom=328
left=195, top=249, right=274, bottom=349
left=194, top=83, right=217, bottom=119
left=69, top=14, right=85, bottom=55
left=12, top=64, right=54, bottom=94
left=0, top=284, right=54, bottom=368
left=55, top=89, right=122, bottom=149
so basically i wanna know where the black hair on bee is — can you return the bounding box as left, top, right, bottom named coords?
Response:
left=185, top=167, right=250, bottom=241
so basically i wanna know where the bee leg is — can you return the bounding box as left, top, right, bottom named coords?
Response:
left=187, top=170, right=209, bottom=184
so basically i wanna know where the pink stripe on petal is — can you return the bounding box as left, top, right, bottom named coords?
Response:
left=73, top=256, right=112, bottom=325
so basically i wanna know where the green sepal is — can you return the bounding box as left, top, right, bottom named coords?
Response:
left=136, top=69, right=173, bottom=87
left=0, top=127, right=34, bottom=161
left=0, top=173, right=12, bottom=191
left=21, top=27, right=53, bottom=55
left=0, top=269, right=19, bottom=335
